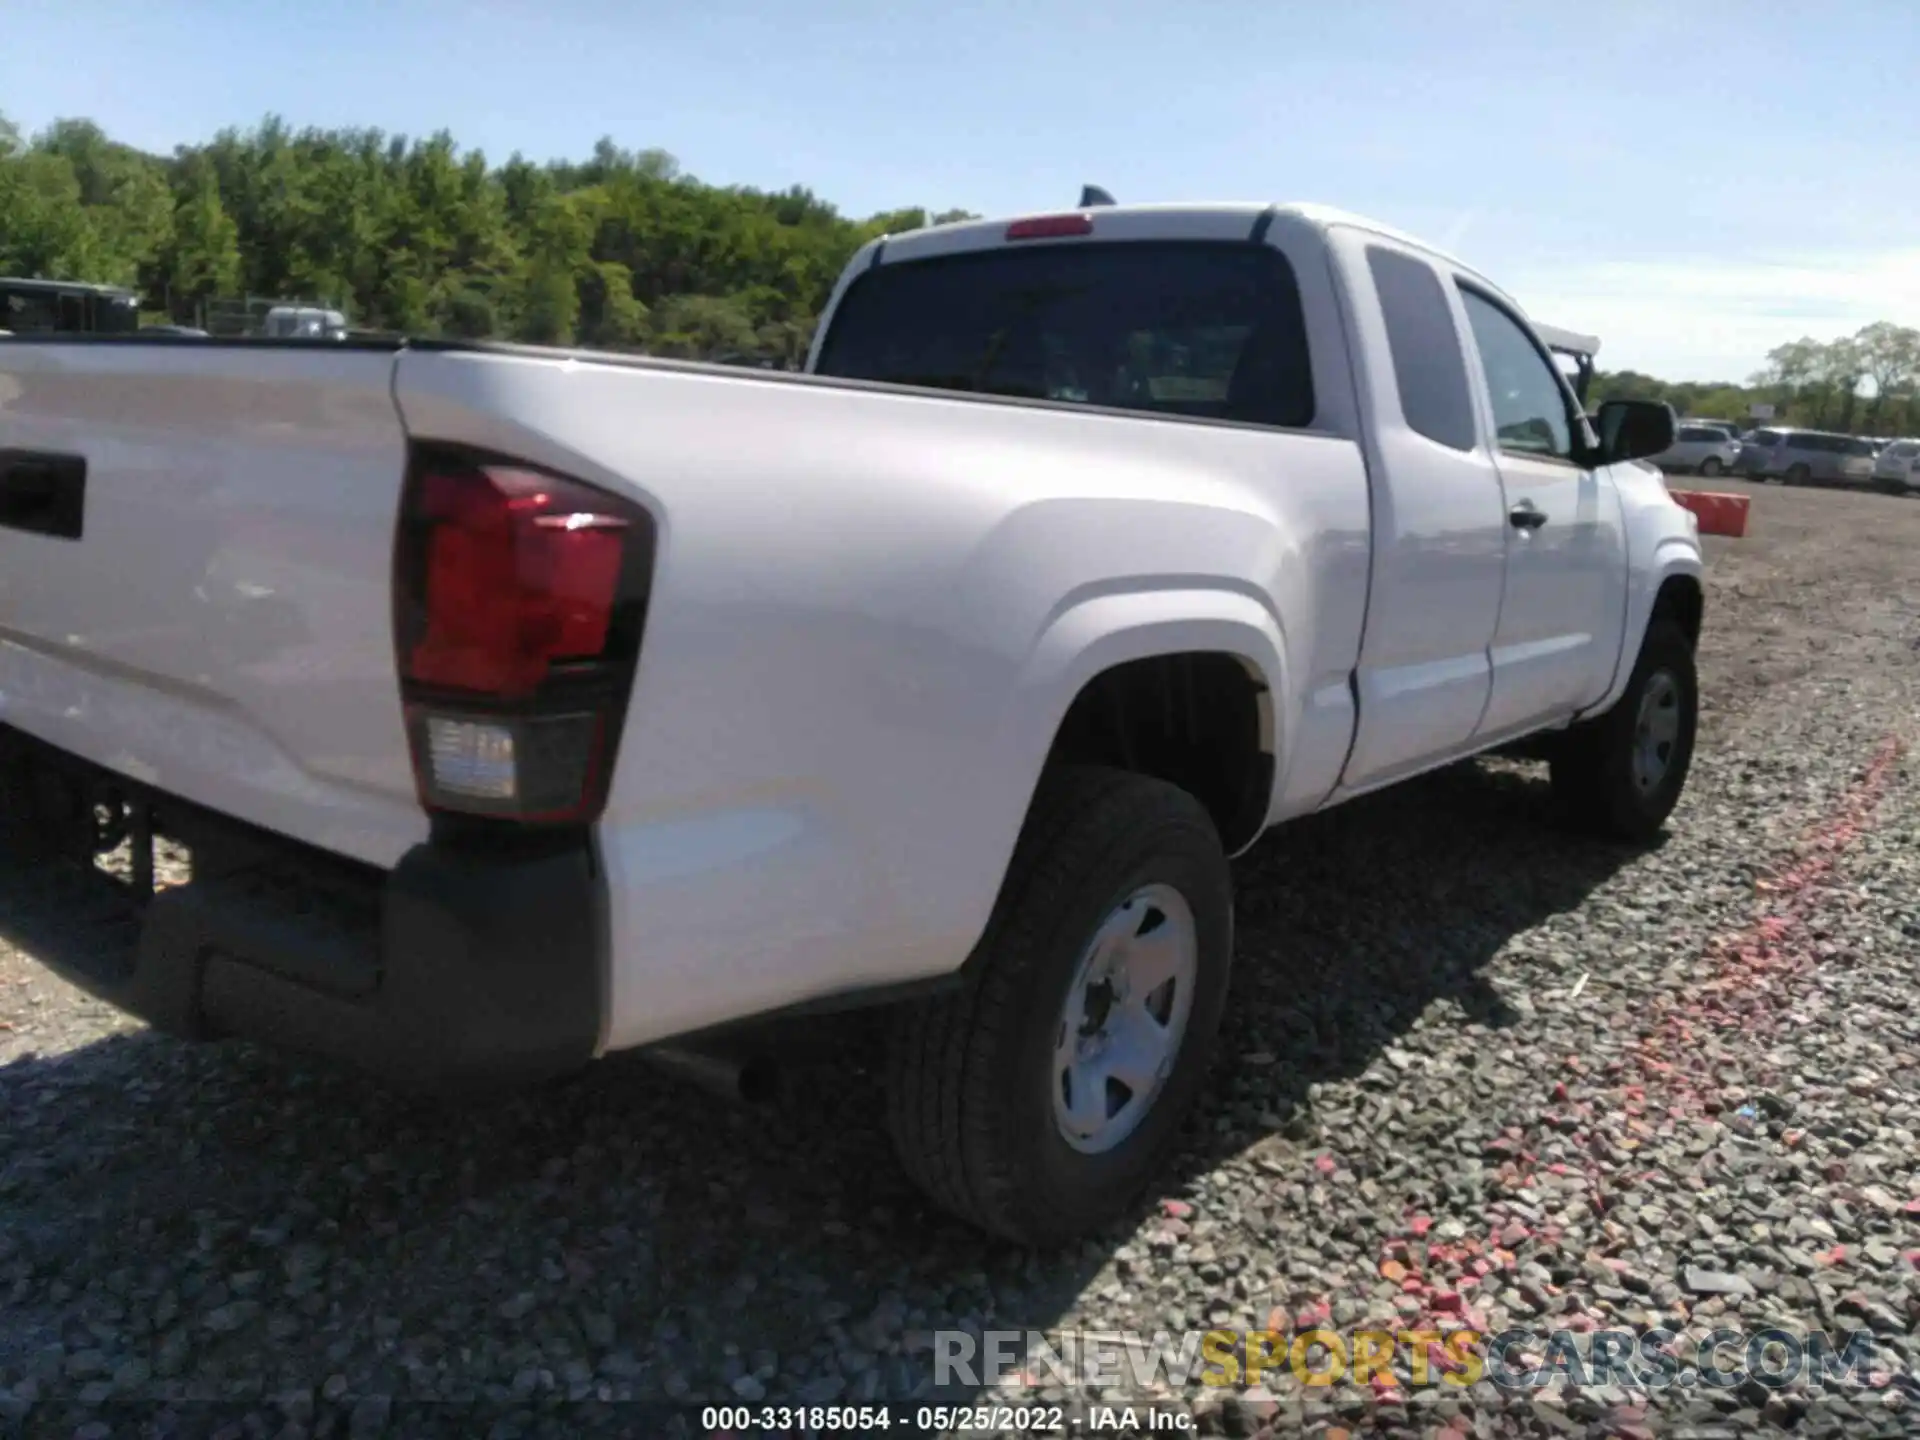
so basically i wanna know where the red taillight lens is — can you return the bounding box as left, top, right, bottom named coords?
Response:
left=395, top=449, right=654, bottom=826
left=406, top=465, right=630, bottom=698
left=1005, top=213, right=1095, bottom=240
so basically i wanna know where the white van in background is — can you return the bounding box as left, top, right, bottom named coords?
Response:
left=261, top=305, right=348, bottom=341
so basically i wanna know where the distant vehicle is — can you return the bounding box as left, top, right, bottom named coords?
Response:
left=261, top=305, right=348, bottom=341
left=1653, top=424, right=1742, bottom=477
left=1842, top=437, right=1879, bottom=477
left=1684, top=419, right=1742, bottom=441
left=1871, top=438, right=1920, bottom=494
left=1737, top=428, right=1876, bottom=487
left=0, top=278, right=139, bottom=336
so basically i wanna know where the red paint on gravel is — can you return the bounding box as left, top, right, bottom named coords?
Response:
left=1356, top=734, right=1906, bottom=1354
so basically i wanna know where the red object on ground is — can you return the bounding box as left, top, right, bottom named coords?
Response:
left=1668, top=488, right=1750, bottom=538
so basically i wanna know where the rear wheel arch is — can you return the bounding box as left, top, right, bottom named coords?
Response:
left=1040, top=649, right=1276, bottom=855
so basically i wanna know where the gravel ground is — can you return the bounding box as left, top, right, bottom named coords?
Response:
left=3, top=480, right=1919, bottom=1439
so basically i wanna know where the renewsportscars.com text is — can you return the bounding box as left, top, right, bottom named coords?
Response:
left=932, top=1325, right=1885, bottom=1393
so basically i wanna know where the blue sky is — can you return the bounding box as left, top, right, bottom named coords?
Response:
left=7, top=0, right=1918, bottom=380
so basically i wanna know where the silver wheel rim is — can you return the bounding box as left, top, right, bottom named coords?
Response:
left=1051, top=883, right=1198, bottom=1155
left=1633, top=669, right=1682, bottom=794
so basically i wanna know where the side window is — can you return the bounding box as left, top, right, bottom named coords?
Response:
left=1458, top=288, right=1575, bottom=460
left=1366, top=246, right=1475, bottom=451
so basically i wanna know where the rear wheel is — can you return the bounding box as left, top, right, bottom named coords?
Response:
left=1550, top=619, right=1698, bottom=842
left=1699, top=457, right=1724, bottom=478
left=1785, top=463, right=1812, bottom=486
left=886, top=766, right=1233, bottom=1245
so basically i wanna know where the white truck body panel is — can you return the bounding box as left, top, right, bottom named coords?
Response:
left=1317, top=225, right=1512, bottom=790
left=0, top=198, right=1705, bottom=1068
left=0, top=345, right=426, bottom=865
left=394, top=349, right=1371, bottom=1047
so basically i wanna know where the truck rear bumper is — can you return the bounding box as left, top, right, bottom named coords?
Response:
left=0, top=723, right=604, bottom=1093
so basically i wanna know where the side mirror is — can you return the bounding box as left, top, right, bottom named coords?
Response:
left=1594, top=398, right=1676, bottom=464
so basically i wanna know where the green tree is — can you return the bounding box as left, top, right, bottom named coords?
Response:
left=442, top=289, right=498, bottom=339
left=1854, top=322, right=1920, bottom=431
left=0, top=146, right=94, bottom=277
left=648, top=293, right=759, bottom=359
left=157, top=160, right=242, bottom=313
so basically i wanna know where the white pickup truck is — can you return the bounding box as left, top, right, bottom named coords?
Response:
left=0, top=200, right=1701, bottom=1243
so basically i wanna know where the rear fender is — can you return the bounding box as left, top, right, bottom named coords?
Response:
left=999, top=586, right=1290, bottom=858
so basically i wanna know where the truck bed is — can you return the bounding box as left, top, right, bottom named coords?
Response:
left=1, top=335, right=1371, bottom=1058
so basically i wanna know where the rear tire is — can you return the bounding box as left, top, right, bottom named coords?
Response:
left=886, top=766, right=1233, bottom=1245
left=1550, top=620, right=1698, bottom=843
left=1786, top=463, right=1812, bottom=486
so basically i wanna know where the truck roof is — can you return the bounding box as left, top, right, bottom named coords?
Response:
left=869, top=200, right=1544, bottom=329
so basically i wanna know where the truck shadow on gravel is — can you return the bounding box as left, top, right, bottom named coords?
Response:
left=0, top=758, right=1650, bottom=1412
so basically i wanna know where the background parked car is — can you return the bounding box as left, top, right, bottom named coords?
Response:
left=1872, top=438, right=1920, bottom=494
left=1738, top=428, right=1876, bottom=486
left=1654, top=423, right=1743, bottom=476
left=261, top=305, right=348, bottom=340
left=1841, top=436, right=1879, bottom=480
left=1686, top=418, right=1744, bottom=442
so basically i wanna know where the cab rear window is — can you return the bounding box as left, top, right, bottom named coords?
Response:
left=814, top=240, right=1315, bottom=430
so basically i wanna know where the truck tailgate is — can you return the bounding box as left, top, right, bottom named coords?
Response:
left=0, top=344, right=426, bottom=866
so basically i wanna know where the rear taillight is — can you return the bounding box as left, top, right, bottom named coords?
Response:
left=1005, top=213, right=1095, bottom=240
left=394, top=448, right=654, bottom=825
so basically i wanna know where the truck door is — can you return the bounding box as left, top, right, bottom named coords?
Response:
left=1453, top=286, right=1628, bottom=733
left=1326, top=234, right=1510, bottom=794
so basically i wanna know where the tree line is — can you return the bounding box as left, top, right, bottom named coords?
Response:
left=1592, top=325, right=1920, bottom=436
left=0, top=112, right=973, bottom=363
left=5, top=110, right=1917, bottom=416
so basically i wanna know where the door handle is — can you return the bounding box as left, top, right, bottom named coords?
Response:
left=1508, top=501, right=1547, bottom=531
